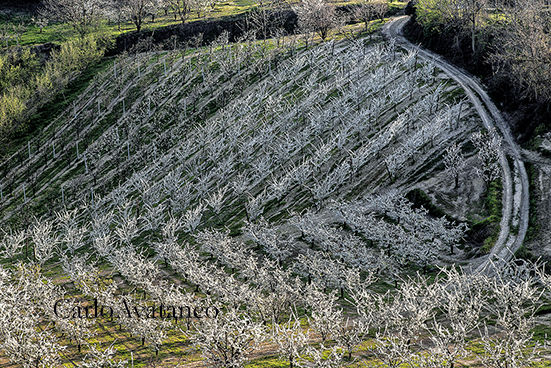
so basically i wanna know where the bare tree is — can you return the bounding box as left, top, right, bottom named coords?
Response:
left=107, top=0, right=128, bottom=31
left=0, top=228, right=26, bottom=259
left=190, top=309, right=265, bottom=368
left=168, top=0, right=192, bottom=23
left=443, top=142, right=466, bottom=188
left=464, top=0, right=487, bottom=53
left=334, top=318, right=365, bottom=360
left=355, top=0, right=376, bottom=32
left=272, top=313, right=309, bottom=368
left=31, top=218, right=59, bottom=265
left=246, top=0, right=289, bottom=42
left=479, top=262, right=543, bottom=368
left=295, top=0, right=336, bottom=41
left=373, top=0, right=388, bottom=22
left=124, top=0, right=158, bottom=31
left=42, top=0, right=106, bottom=38
left=488, top=0, right=551, bottom=103
left=32, top=17, right=49, bottom=34
left=471, top=128, right=502, bottom=186
left=80, top=343, right=128, bottom=367
left=191, top=0, right=208, bottom=18
left=416, top=0, right=486, bottom=54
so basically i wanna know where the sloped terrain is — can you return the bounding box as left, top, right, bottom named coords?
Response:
left=0, top=32, right=482, bottom=233
left=1, top=33, right=546, bottom=367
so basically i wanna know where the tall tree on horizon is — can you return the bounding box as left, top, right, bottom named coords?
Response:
left=294, top=0, right=336, bottom=41
left=124, top=0, right=160, bottom=31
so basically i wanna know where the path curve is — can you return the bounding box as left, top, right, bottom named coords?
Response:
left=383, top=16, right=530, bottom=274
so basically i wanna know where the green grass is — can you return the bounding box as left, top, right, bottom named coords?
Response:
left=525, top=161, right=540, bottom=242
left=486, top=178, right=503, bottom=218
left=1, top=4, right=248, bottom=49
left=530, top=361, right=551, bottom=368
left=1, top=56, right=113, bottom=159
left=480, top=178, right=503, bottom=253
left=245, top=355, right=288, bottom=368
left=441, top=86, right=466, bottom=104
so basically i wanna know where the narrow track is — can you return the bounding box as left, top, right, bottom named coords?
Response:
left=383, top=16, right=530, bottom=274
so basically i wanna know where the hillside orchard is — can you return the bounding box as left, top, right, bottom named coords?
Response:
left=0, top=30, right=549, bottom=366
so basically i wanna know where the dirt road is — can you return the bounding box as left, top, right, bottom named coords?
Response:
left=383, top=16, right=530, bottom=274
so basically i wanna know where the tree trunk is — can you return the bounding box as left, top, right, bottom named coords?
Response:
left=471, top=18, right=476, bottom=54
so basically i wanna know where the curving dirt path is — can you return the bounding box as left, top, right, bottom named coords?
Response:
left=383, top=16, right=530, bottom=274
